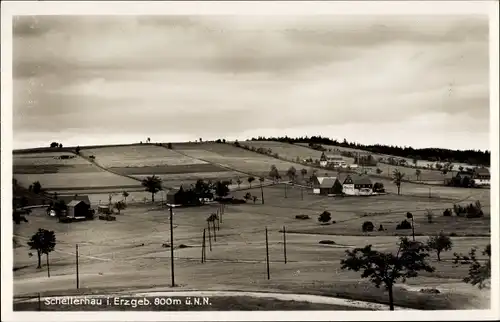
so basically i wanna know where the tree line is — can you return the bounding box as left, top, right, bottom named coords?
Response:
left=248, top=136, right=490, bottom=166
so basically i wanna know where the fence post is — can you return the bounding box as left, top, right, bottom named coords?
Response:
left=38, top=293, right=41, bottom=311
left=212, top=219, right=217, bottom=241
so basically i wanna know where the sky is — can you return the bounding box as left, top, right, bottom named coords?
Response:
left=12, top=15, right=490, bottom=151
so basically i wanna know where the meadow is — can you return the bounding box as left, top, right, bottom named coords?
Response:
left=13, top=183, right=490, bottom=310
left=12, top=142, right=491, bottom=311
left=174, top=142, right=321, bottom=180
left=13, top=152, right=141, bottom=191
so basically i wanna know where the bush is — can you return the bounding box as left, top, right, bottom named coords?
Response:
left=319, top=240, right=336, bottom=245
left=426, top=210, right=434, bottom=223
left=318, top=211, right=331, bottom=223
left=295, top=214, right=310, bottom=220
left=420, top=288, right=440, bottom=294
left=450, top=232, right=457, bottom=237
left=443, top=209, right=452, bottom=217
left=362, top=221, right=374, bottom=232
left=378, top=224, right=385, bottom=231
left=396, top=219, right=412, bottom=230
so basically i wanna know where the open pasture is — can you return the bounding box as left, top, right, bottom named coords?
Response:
left=80, top=145, right=207, bottom=168
left=13, top=191, right=489, bottom=309
left=174, top=143, right=321, bottom=179
left=132, top=170, right=245, bottom=189
left=13, top=172, right=142, bottom=192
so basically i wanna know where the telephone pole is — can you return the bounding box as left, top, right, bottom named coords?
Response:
left=169, top=205, right=175, bottom=287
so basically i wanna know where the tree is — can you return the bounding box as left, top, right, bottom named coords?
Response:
left=415, top=169, right=421, bottom=181
left=453, top=244, right=491, bottom=289
left=341, top=237, right=435, bottom=311
left=28, top=229, right=56, bottom=269
left=32, top=181, right=42, bottom=194
left=215, top=181, right=229, bottom=198
left=50, top=142, right=59, bottom=148
left=287, top=166, right=297, bottom=183
left=376, top=168, right=383, bottom=175
left=259, top=177, right=265, bottom=184
left=141, top=175, right=163, bottom=203
left=248, top=176, right=255, bottom=188
left=252, top=196, right=258, bottom=204
left=301, top=168, right=308, bottom=178
left=75, top=146, right=81, bottom=154
left=147, top=137, right=151, bottom=143
left=114, top=201, right=127, bottom=214
left=373, top=182, right=385, bottom=193
left=59, top=143, right=63, bottom=148
left=269, top=165, right=280, bottom=182
left=318, top=211, right=331, bottom=224
left=122, top=191, right=129, bottom=203
left=392, top=169, right=405, bottom=195
left=167, top=143, right=173, bottom=149
left=426, top=232, right=453, bottom=261
left=236, top=178, right=242, bottom=188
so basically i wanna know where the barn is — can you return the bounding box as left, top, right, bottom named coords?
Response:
left=312, top=177, right=343, bottom=195
left=166, top=187, right=184, bottom=206
left=67, top=200, right=90, bottom=219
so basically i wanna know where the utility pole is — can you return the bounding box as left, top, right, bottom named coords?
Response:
left=201, top=229, right=206, bottom=263
left=260, top=182, right=265, bottom=204
left=76, top=244, right=79, bottom=289
left=265, top=227, right=270, bottom=280
left=46, top=253, right=50, bottom=278
left=169, top=205, right=175, bottom=287
left=283, top=226, right=287, bottom=264
left=207, top=221, right=212, bottom=251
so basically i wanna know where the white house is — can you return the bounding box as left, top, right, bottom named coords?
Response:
left=342, top=175, right=373, bottom=196
left=319, top=152, right=347, bottom=168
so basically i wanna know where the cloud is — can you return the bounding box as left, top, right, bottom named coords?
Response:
left=12, top=15, right=490, bottom=150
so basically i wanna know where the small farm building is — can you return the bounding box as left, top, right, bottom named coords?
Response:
left=67, top=200, right=90, bottom=219
left=312, top=177, right=343, bottom=195
left=343, top=175, right=373, bottom=196
left=60, top=195, right=91, bottom=207
left=166, top=187, right=184, bottom=206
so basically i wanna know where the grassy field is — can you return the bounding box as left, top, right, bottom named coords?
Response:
left=13, top=183, right=490, bottom=310
left=80, top=145, right=208, bottom=168
left=174, top=143, right=321, bottom=180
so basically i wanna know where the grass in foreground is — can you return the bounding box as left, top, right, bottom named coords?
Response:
left=13, top=296, right=370, bottom=311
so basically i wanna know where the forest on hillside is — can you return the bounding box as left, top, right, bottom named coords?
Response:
left=248, top=136, right=490, bottom=166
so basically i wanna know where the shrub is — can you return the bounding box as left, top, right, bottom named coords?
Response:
left=443, top=209, right=452, bottom=217
left=426, top=210, right=434, bottom=223
left=362, top=221, right=374, bottom=232
left=319, top=240, right=336, bottom=245
left=373, top=182, right=385, bottom=193
left=295, top=214, right=310, bottom=220
left=318, top=211, right=331, bottom=223
left=378, top=224, right=385, bottom=231
left=396, top=219, right=412, bottom=230
left=450, top=232, right=457, bottom=237
left=420, top=288, right=440, bottom=294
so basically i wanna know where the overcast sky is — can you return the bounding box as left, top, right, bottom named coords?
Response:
left=12, top=15, right=490, bottom=151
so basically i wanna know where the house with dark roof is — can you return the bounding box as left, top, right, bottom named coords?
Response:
left=455, top=167, right=490, bottom=187
left=67, top=200, right=90, bottom=219
left=59, top=195, right=91, bottom=206
left=312, top=176, right=343, bottom=195
left=342, top=175, right=373, bottom=196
